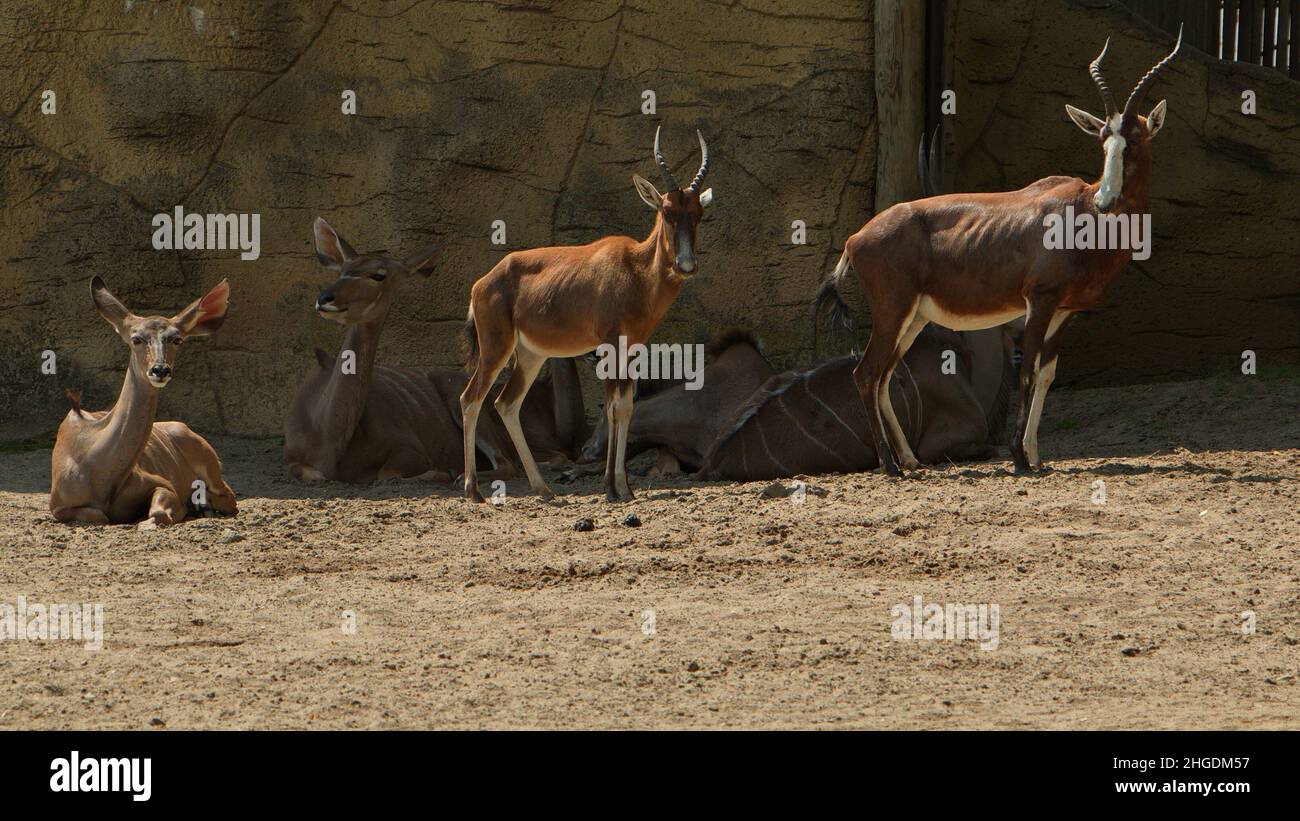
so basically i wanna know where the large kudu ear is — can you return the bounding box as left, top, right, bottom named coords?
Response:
left=90, top=276, right=132, bottom=331
left=632, top=174, right=662, bottom=211
left=1146, top=99, right=1168, bottom=138
left=173, top=279, right=230, bottom=337
left=314, top=217, right=356, bottom=270
left=1065, top=104, right=1106, bottom=137
left=402, top=243, right=440, bottom=277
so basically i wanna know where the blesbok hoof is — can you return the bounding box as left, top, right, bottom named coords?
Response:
left=466, top=484, right=487, bottom=503
left=536, top=487, right=557, bottom=502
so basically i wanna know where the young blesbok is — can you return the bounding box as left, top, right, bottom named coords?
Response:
left=572, top=330, right=776, bottom=476
left=50, top=278, right=236, bottom=526
left=819, top=30, right=1181, bottom=475
left=284, top=218, right=586, bottom=484
left=698, top=325, right=1013, bottom=481
left=461, top=126, right=713, bottom=502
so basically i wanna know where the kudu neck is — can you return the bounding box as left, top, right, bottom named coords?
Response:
left=316, top=313, right=387, bottom=452
left=100, top=365, right=162, bottom=468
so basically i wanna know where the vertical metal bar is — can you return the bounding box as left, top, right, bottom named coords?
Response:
left=1263, top=0, right=1278, bottom=66
left=1291, top=0, right=1300, bottom=76
left=1224, top=0, right=1240, bottom=59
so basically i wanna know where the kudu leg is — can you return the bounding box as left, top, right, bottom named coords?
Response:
left=144, top=486, right=186, bottom=527
left=494, top=346, right=555, bottom=500
left=51, top=506, right=110, bottom=524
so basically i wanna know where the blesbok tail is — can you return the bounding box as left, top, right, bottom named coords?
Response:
left=65, top=388, right=84, bottom=418
left=313, top=347, right=334, bottom=369
left=460, top=310, right=479, bottom=371
left=814, top=248, right=855, bottom=336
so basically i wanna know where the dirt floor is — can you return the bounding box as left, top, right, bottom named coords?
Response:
left=1, top=375, right=1297, bottom=729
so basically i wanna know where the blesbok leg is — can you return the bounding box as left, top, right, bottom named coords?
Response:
left=1021, top=311, right=1072, bottom=469
left=612, top=381, right=635, bottom=499
left=460, top=335, right=515, bottom=503
left=1011, top=298, right=1064, bottom=473
left=851, top=295, right=915, bottom=477
left=494, top=346, right=555, bottom=500
left=602, top=379, right=635, bottom=501
left=878, top=314, right=927, bottom=470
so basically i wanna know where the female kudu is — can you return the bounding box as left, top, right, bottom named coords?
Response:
left=50, top=277, right=235, bottom=526
left=461, top=127, right=712, bottom=502
left=823, top=30, right=1181, bottom=476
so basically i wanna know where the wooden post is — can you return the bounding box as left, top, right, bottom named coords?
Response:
left=875, top=0, right=927, bottom=210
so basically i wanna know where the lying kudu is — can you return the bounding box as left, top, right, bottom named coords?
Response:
left=697, top=325, right=1013, bottom=481
left=572, top=330, right=777, bottom=476
left=284, top=218, right=587, bottom=484
left=50, top=278, right=236, bottom=526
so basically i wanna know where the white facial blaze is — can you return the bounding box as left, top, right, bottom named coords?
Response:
left=1095, top=115, right=1126, bottom=212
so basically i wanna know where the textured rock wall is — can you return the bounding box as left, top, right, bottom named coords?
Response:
left=0, top=0, right=875, bottom=439
left=951, top=0, right=1300, bottom=388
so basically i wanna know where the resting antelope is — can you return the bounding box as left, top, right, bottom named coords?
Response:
left=284, top=218, right=586, bottom=484
left=50, top=278, right=236, bottom=526
left=461, top=127, right=712, bottom=502
left=698, top=326, right=1013, bottom=481
left=821, top=30, right=1181, bottom=475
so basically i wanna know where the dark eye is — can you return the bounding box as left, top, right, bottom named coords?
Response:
left=170, top=337, right=183, bottom=346
left=131, top=337, right=144, bottom=345
left=371, top=271, right=387, bottom=282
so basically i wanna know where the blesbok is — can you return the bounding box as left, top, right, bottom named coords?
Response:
left=461, top=126, right=712, bottom=502
left=698, top=325, right=1013, bottom=481
left=819, top=30, right=1181, bottom=475
left=284, top=218, right=587, bottom=484
left=50, top=278, right=236, bottom=526
left=572, top=330, right=777, bottom=476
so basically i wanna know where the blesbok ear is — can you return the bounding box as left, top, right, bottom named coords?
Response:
left=698, top=188, right=714, bottom=208
left=402, top=243, right=440, bottom=278
left=314, top=217, right=356, bottom=269
left=1065, top=104, right=1106, bottom=137
left=90, top=276, right=132, bottom=331
left=173, top=279, right=230, bottom=337
left=632, top=174, right=662, bottom=211
left=1146, top=99, right=1168, bottom=138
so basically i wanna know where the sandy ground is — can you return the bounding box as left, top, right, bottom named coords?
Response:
left=1, top=375, right=1297, bottom=729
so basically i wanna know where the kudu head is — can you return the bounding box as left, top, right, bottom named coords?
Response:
left=91, top=276, right=229, bottom=388
left=1065, top=26, right=1181, bottom=213
left=632, top=126, right=713, bottom=276
left=312, top=217, right=440, bottom=325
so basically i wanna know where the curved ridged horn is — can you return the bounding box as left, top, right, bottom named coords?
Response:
left=917, top=125, right=941, bottom=198
left=687, top=130, right=709, bottom=192
left=1122, top=24, right=1183, bottom=119
left=654, top=125, right=680, bottom=192
left=1089, top=37, right=1117, bottom=118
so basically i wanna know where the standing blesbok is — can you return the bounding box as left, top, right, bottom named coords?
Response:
left=698, top=325, right=1013, bottom=481
left=819, top=30, right=1181, bottom=475
left=572, top=330, right=776, bottom=476
left=50, top=278, right=236, bottom=526
left=284, top=218, right=586, bottom=484
left=461, top=126, right=712, bottom=502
